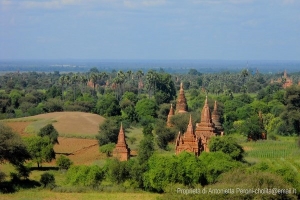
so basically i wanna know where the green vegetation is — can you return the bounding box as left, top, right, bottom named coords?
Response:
left=0, top=123, right=31, bottom=166
left=38, top=124, right=59, bottom=144
left=1, top=68, right=300, bottom=199
left=56, top=155, right=73, bottom=170
left=24, top=136, right=55, bottom=168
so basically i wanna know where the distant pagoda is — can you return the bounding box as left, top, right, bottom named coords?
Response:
left=113, top=123, right=130, bottom=161
left=175, top=115, right=200, bottom=156
left=271, top=70, right=293, bottom=89
left=167, top=104, right=175, bottom=127
left=211, top=101, right=224, bottom=135
left=176, top=82, right=188, bottom=113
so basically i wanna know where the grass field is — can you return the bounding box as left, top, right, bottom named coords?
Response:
left=242, top=136, right=300, bottom=159
left=0, top=190, right=161, bottom=200
left=241, top=136, right=300, bottom=175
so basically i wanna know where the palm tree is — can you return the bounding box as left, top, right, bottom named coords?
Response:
left=146, top=70, right=157, bottom=98
left=58, top=75, right=65, bottom=100
left=79, top=74, right=88, bottom=94
left=117, top=70, right=126, bottom=95
left=136, top=70, right=144, bottom=95
left=71, top=73, right=80, bottom=102
left=90, top=73, right=99, bottom=96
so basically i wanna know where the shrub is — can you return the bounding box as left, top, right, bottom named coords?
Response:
left=40, top=172, right=55, bottom=189
left=208, top=136, right=244, bottom=161
left=65, top=165, right=104, bottom=187
left=56, top=155, right=73, bottom=170
left=99, top=143, right=115, bottom=157
left=104, top=159, right=130, bottom=184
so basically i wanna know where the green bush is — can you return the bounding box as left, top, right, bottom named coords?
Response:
left=56, top=155, right=73, bottom=170
left=65, top=165, right=104, bottom=187
left=104, top=158, right=130, bottom=184
left=99, top=143, right=115, bottom=157
left=208, top=136, right=244, bottom=161
left=40, top=172, right=55, bottom=189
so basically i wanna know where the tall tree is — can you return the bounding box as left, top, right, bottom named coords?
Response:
left=90, top=73, right=99, bottom=96
left=136, top=70, right=144, bottom=96
left=38, top=124, right=59, bottom=144
left=71, top=73, right=80, bottom=102
left=24, top=136, right=55, bottom=168
left=0, top=123, right=31, bottom=166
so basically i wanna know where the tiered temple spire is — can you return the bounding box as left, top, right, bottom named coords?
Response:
left=195, top=96, right=217, bottom=152
left=175, top=115, right=200, bottom=156
left=176, top=82, right=188, bottom=113
left=113, top=123, right=130, bottom=161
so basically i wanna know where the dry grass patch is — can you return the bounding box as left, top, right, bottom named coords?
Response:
left=3, top=121, right=31, bottom=137
left=52, top=137, right=101, bottom=165
left=3, top=112, right=105, bottom=138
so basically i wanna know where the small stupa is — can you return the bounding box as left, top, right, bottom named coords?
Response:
left=113, top=123, right=130, bottom=161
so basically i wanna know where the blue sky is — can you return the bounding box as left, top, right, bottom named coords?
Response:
left=1, top=0, right=300, bottom=60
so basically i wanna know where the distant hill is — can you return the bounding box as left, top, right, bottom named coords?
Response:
left=3, top=112, right=105, bottom=138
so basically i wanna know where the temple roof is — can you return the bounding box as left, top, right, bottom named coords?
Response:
left=116, top=123, right=128, bottom=148
left=201, top=96, right=212, bottom=123
left=184, top=115, right=195, bottom=140
left=176, top=82, right=188, bottom=113
left=168, top=104, right=175, bottom=116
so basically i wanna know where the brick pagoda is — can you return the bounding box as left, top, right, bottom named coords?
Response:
left=113, top=123, right=130, bottom=161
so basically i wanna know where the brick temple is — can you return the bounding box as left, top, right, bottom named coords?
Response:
left=175, top=96, right=223, bottom=155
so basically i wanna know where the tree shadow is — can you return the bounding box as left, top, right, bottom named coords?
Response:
left=56, top=152, right=74, bottom=156
left=30, top=166, right=59, bottom=171
left=0, top=179, right=41, bottom=194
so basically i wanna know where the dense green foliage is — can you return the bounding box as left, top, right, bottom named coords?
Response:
left=24, top=136, right=55, bottom=168
left=208, top=136, right=244, bottom=161
left=40, top=172, right=55, bottom=189
left=65, top=165, right=104, bottom=187
left=0, top=123, right=31, bottom=166
left=38, top=124, right=59, bottom=144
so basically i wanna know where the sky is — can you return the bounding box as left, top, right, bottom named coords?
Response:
left=1, top=0, right=300, bottom=60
